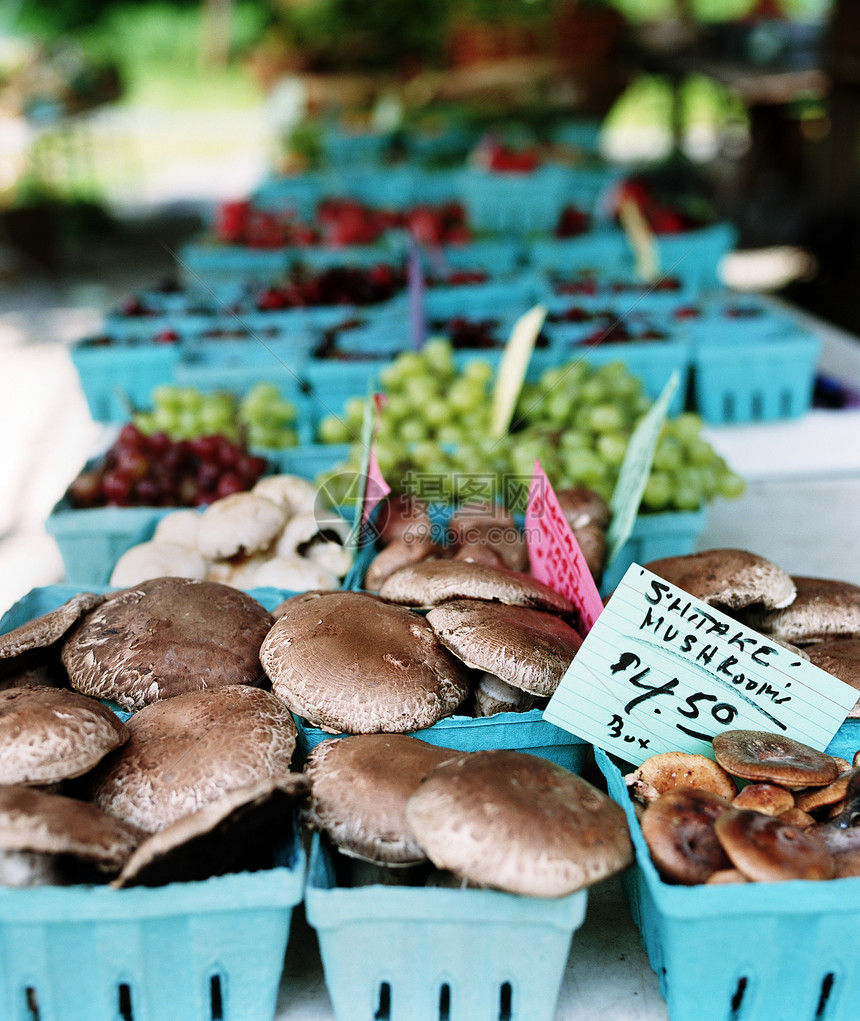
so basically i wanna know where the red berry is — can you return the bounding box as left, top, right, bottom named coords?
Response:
left=118, top=422, right=145, bottom=448
left=134, top=478, right=161, bottom=504
left=102, top=470, right=132, bottom=503
left=215, top=472, right=244, bottom=499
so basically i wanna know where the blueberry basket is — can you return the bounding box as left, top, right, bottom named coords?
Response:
left=596, top=745, right=860, bottom=1021
left=177, top=240, right=293, bottom=290
left=261, top=442, right=354, bottom=481
left=305, top=831, right=588, bottom=1021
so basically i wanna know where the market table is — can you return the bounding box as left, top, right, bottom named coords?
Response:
left=2, top=285, right=860, bottom=1021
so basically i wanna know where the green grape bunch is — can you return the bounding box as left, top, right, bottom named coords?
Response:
left=316, top=339, right=745, bottom=515
left=134, top=383, right=300, bottom=450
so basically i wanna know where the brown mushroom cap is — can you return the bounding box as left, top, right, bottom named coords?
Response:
left=555, top=487, right=612, bottom=531
left=704, top=867, right=750, bottom=885
left=806, top=639, right=860, bottom=716
left=113, top=774, right=308, bottom=888
left=644, top=549, right=796, bottom=610
left=405, top=749, right=633, bottom=897
left=714, top=808, right=835, bottom=881
left=732, top=783, right=795, bottom=816
left=0, top=785, right=145, bottom=871
left=625, top=751, right=737, bottom=805
left=794, top=768, right=860, bottom=814
left=712, top=730, right=839, bottom=790
left=378, top=559, right=575, bottom=616
left=304, top=734, right=459, bottom=865
left=455, top=527, right=528, bottom=573
left=639, top=786, right=734, bottom=885
left=777, top=806, right=816, bottom=829
left=375, top=494, right=432, bottom=546
left=832, top=848, right=860, bottom=878
left=61, top=577, right=274, bottom=711
left=0, top=591, right=106, bottom=690
left=446, top=505, right=528, bottom=573
left=0, top=592, right=105, bottom=661
left=425, top=599, right=581, bottom=698
left=452, top=543, right=506, bottom=569
left=363, top=537, right=441, bottom=592
left=743, top=577, right=860, bottom=645
left=260, top=591, right=471, bottom=734
left=0, top=686, right=128, bottom=785
left=86, top=685, right=298, bottom=833
left=570, top=521, right=607, bottom=582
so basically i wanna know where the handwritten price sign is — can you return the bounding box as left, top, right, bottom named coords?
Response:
left=525, top=459, right=604, bottom=635
left=544, top=564, right=859, bottom=767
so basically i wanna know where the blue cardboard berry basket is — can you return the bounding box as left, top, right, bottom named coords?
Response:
left=0, top=584, right=306, bottom=1021
left=45, top=502, right=176, bottom=588
left=458, top=165, right=584, bottom=237
left=250, top=171, right=329, bottom=218
left=0, top=818, right=305, bottom=1021
left=601, top=508, right=708, bottom=595
left=690, top=331, right=821, bottom=424
left=263, top=442, right=354, bottom=481
left=305, top=831, right=588, bottom=1021
left=293, top=708, right=590, bottom=775
left=178, top=239, right=293, bottom=290
left=595, top=745, right=860, bottom=1021
left=70, top=340, right=183, bottom=423
left=549, top=334, right=690, bottom=412
left=423, top=237, right=526, bottom=277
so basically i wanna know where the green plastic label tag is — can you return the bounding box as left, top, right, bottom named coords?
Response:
left=489, top=304, right=546, bottom=438
left=606, top=371, right=678, bottom=565
left=544, top=563, right=859, bottom=767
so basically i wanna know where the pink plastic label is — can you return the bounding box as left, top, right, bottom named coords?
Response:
left=525, top=459, right=604, bottom=634
left=361, top=396, right=391, bottom=526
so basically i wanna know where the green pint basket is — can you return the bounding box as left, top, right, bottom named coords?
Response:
left=305, top=832, right=588, bottom=1021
